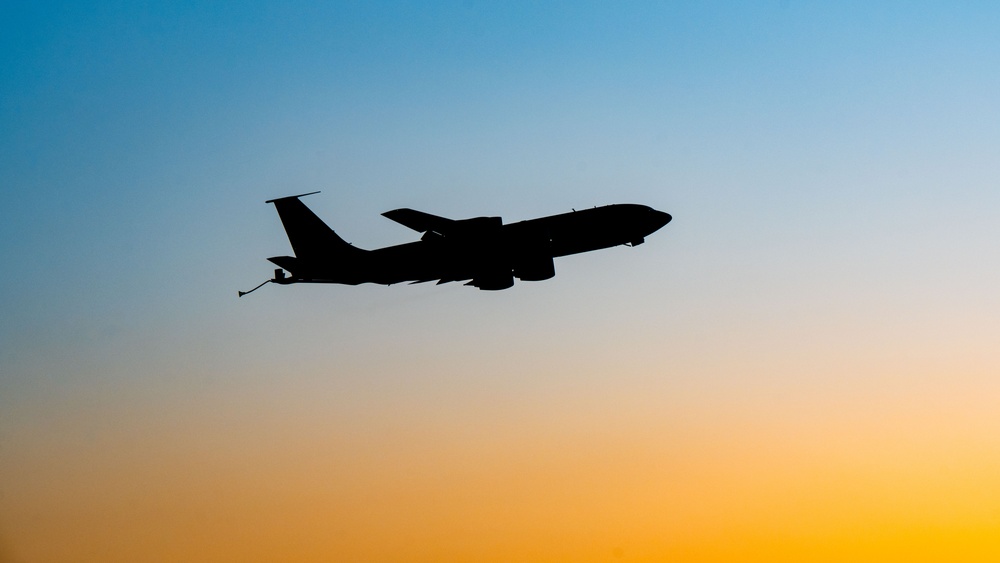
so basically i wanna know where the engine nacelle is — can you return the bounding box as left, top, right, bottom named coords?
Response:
left=469, top=272, right=514, bottom=290
left=455, top=216, right=503, bottom=235
left=514, top=255, right=555, bottom=281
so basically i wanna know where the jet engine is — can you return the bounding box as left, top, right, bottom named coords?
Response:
left=513, top=255, right=555, bottom=281
left=456, top=216, right=503, bottom=233
left=469, top=271, right=515, bottom=290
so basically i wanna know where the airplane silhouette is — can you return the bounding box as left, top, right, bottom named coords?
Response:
left=240, top=192, right=671, bottom=295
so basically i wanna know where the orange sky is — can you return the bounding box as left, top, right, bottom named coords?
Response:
left=4, top=347, right=999, bottom=562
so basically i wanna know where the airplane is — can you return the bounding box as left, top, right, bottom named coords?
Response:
left=239, top=192, right=671, bottom=295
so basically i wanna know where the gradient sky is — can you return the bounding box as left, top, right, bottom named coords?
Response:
left=3, top=2, right=1000, bottom=561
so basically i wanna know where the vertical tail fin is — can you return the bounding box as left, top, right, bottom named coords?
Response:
left=265, top=192, right=363, bottom=258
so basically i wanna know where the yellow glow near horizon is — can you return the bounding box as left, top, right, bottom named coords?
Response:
left=4, top=358, right=999, bottom=562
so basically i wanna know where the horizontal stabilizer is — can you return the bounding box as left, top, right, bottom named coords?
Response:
left=382, top=208, right=455, bottom=234
left=267, top=256, right=298, bottom=272
left=265, top=191, right=320, bottom=204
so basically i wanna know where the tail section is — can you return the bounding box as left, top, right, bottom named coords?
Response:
left=266, top=192, right=363, bottom=259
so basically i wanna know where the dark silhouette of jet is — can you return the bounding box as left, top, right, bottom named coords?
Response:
left=240, top=192, right=671, bottom=295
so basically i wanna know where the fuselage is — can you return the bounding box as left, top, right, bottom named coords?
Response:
left=264, top=197, right=671, bottom=290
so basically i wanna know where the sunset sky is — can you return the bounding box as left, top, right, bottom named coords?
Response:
left=2, top=2, right=1000, bottom=561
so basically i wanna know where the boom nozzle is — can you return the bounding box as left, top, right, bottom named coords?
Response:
left=238, top=269, right=289, bottom=297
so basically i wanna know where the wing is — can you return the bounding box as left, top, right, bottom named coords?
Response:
left=381, top=208, right=455, bottom=234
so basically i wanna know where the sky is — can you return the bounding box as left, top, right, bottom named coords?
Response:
left=2, top=1, right=1000, bottom=561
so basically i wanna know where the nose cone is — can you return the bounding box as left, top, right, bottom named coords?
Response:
left=647, top=209, right=672, bottom=232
